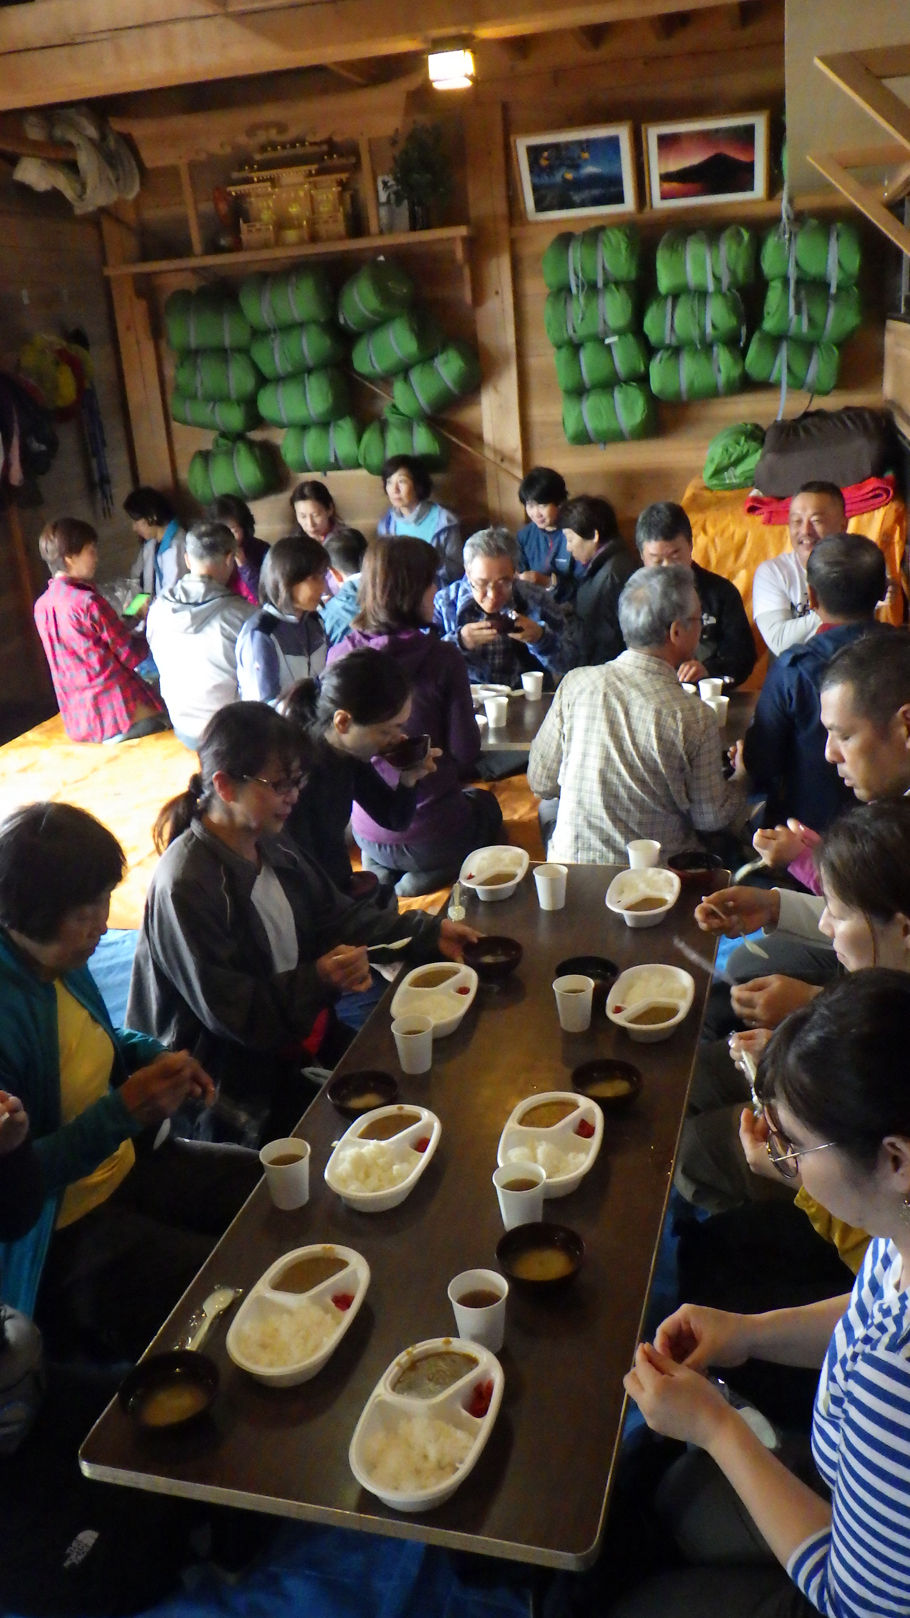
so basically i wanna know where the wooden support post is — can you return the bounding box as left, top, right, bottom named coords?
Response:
left=178, top=160, right=204, bottom=256
left=358, top=136, right=381, bottom=236
left=3, top=500, right=48, bottom=686
left=100, top=205, right=176, bottom=494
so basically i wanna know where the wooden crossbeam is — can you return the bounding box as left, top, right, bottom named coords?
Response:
left=815, top=52, right=910, bottom=150
left=808, top=151, right=910, bottom=259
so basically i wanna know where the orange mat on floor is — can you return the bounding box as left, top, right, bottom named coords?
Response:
left=0, top=715, right=543, bottom=929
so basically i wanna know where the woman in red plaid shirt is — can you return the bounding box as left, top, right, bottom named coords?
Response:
left=33, top=517, right=168, bottom=744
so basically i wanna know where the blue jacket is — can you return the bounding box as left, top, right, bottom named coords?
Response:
left=743, top=621, right=872, bottom=831
left=320, top=576, right=361, bottom=648
left=0, top=931, right=162, bottom=1315
left=433, top=575, right=568, bottom=688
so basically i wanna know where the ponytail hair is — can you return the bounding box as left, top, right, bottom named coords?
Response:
left=282, top=650, right=410, bottom=738
left=153, top=702, right=306, bottom=851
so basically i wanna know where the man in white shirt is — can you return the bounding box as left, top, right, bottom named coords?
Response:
left=751, top=481, right=846, bottom=658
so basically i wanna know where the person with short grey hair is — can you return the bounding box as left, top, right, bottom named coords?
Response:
left=434, top=524, right=567, bottom=691
left=146, top=518, right=254, bottom=751
left=528, top=564, right=747, bottom=863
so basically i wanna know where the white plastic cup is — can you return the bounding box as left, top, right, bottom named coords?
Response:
left=552, top=973, right=595, bottom=1032
left=706, top=694, right=729, bottom=726
left=447, top=1268, right=509, bottom=1352
left=534, top=862, right=568, bottom=910
left=484, top=695, right=509, bottom=727
left=259, top=1137, right=311, bottom=1210
left=698, top=677, right=724, bottom=700
left=521, top=671, right=544, bottom=701
left=392, top=1014, right=433, bottom=1075
left=493, top=1161, right=546, bottom=1230
left=627, top=839, right=661, bottom=869
left=681, top=682, right=697, bottom=696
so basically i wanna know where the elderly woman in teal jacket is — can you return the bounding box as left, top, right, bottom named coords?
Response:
left=0, top=803, right=258, bottom=1362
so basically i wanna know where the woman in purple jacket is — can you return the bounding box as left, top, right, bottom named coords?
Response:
left=327, top=537, right=502, bottom=896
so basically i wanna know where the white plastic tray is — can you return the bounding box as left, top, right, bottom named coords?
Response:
left=497, top=1090, right=603, bottom=1198
left=226, top=1244, right=370, bottom=1387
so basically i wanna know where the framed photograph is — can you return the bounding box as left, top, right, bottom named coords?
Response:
left=643, top=112, right=769, bottom=210
left=515, top=124, right=637, bottom=222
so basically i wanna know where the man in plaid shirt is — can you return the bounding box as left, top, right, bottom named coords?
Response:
left=528, top=565, right=747, bottom=864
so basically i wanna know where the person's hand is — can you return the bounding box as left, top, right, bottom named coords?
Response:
left=623, top=1342, right=732, bottom=1449
left=738, top=1106, right=790, bottom=1183
left=753, top=820, right=820, bottom=869
left=678, top=659, right=708, bottom=684
left=458, top=619, right=500, bottom=651
left=507, top=612, right=543, bottom=645
left=730, top=1027, right=772, bottom=1063
left=316, top=944, right=372, bottom=994
left=727, top=738, right=748, bottom=780
left=399, top=747, right=440, bottom=787
left=437, top=918, right=483, bottom=960
left=0, top=1091, right=30, bottom=1155
left=653, top=1302, right=755, bottom=1372
left=731, top=975, right=821, bottom=1029
left=695, top=886, right=780, bottom=937
left=121, top=1051, right=215, bottom=1126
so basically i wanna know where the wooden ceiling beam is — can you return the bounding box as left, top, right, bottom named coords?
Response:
left=572, top=25, right=608, bottom=50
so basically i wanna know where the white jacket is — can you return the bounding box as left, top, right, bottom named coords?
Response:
left=147, top=576, right=253, bottom=743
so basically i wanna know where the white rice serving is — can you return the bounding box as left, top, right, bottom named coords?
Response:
left=505, top=1140, right=587, bottom=1177
left=234, top=1296, right=338, bottom=1367
left=331, top=1140, right=417, bottom=1194
left=362, top=1415, right=472, bottom=1493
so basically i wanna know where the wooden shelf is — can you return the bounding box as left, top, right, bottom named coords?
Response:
left=508, top=191, right=851, bottom=240
left=102, top=224, right=472, bottom=278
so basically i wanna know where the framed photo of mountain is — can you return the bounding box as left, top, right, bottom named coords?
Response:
left=515, top=124, right=637, bottom=221
left=643, top=113, right=769, bottom=210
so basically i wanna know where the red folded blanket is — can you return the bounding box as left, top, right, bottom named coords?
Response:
left=745, top=474, right=896, bottom=525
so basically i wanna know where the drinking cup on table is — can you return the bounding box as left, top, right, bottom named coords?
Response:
left=521, top=671, right=544, bottom=701
left=627, top=839, right=661, bottom=870
left=706, top=695, right=729, bottom=726
left=681, top=682, right=697, bottom=697
left=552, top=974, right=595, bottom=1032
left=447, top=1268, right=509, bottom=1352
left=392, top=1014, right=433, bottom=1075
left=534, top=862, right=568, bottom=910
left=698, top=677, right=724, bottom=700
left=493, top=1162, right=546, bottom=1230
left=484, top=695, right=509, bottom=727
left=259, top=1137, right=310, bottom=1210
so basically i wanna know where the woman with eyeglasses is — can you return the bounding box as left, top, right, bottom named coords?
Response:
left=611, top=970, right=910, bottom=1618
left=127, top=702, right=477, bottom=1142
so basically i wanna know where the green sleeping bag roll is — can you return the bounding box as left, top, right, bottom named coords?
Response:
left=391, top=342, right=481, bottom=418
left=544, top=286, right=638, bottom=347
left=352, top=309, right=444, bottom=379
left=337, top=260, right=415, bottom=333
left=760, top=281, right=862, bottom=344
left=541, top=226, right=641, bottom=292
left=257, top=366, right=351, bottom=427
left=239, top=268, right=335, bottom=332
left=760, top=219, right=861, bottom=289
left=173, top=349, right=262, bottom=403
left=164, top=288, right=252, bottom=352
left=745, top=330, right=840, bottom=394
left=281, top=416, right=363, bottom=473
left=703, top=422, right=766, bottom=491
left=358, top=412, right=448, bottom=475
left=250, top=323, right=348, bottom=380
left=643, top=291, right=746, bottom=350
left=186, top=433, right=281, bottom=503
left=555, top=334, right=650, bottom=392
left=561, top=383, right=656, bottom=446
left=171, top=393, right=261, bottom=433
left=655, top=226, right=756, bottom=295
left=649, top=344, right=746, bottom=402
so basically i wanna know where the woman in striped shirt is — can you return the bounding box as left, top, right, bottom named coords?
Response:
left=619, top=970, right=910, bottom=1618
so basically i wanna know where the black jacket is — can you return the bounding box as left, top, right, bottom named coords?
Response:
left=692, top=561, right=756, bottom=688
left=287, top=736, right=418, bottom=892
left=563, top=538, right=638, bottom=668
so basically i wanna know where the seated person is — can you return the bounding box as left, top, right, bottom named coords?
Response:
left=0, top=802, right=259, bottom=1361
left=283, top=650, right=433, bottom=895
left=146, top=519, right=254, bottom=751
left=559, top=495, right=638, bottom=668
left=327, top=537, right=502, bottom=896
left=635, top=500, right=756, bottom=688
left=122, top=485, right=187, bottom=610
left=204, top=493, right=269, bottom=605
left=434, top=525, right=567, bottom=689
left=291, top=478, right=342, bottom=546
left=375, top=455, right=462, bottom=585
left=516, top=465, right=580, bottom=598
left=33, top=517, right=167, bottom=743
left=528, top=565, right=746, bottom=863
left=743, top=533, right=885, bottom=833
left=751, top=480, right=846, bottom=657
left=236, top=534, right=328, bottom=703
left=320, top=525, right=367, bottom=648
left=127, top=702, right=477, bottom=1139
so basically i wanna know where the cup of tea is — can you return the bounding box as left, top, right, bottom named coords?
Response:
left=259, top=1137, right=311, bottom=1210
left=492, top=1161, right=546, bottom=1230
left=447, top=1268, right=509, bottom=1352
left=552, top=974, right=595, bottom=1032
left=521, top=671, right=544, bottom=701
left=392, top=1014, right=433, bottom=1075
left=706, top=694, right=729, bottom=726
left=627, top=839, right=661, bottom=870
left=698, top=677, right=724, bottom=700
left=484, top=695, right=509, bottom=727
left=534, top=862, right=568, bottom=910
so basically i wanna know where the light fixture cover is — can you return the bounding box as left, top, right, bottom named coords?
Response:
left=427, top=47, right=475, bottom=89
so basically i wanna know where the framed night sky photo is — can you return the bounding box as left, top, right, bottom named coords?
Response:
left=515, top=124, right=637, bottom=221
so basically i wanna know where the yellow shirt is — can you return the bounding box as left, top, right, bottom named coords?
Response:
left=55, top=981, right=135, bottom=1229
left=794, top=1185, right=870, bottom=1275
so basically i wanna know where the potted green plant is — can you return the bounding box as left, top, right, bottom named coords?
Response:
left=387, top=123, right=453, bottom=231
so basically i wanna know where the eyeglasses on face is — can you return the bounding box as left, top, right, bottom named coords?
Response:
left=762, top=1106, right=838, bottom=1180
left=470, top=576, right=512, bottom=599
left=242, top=772, right=305, bottom=797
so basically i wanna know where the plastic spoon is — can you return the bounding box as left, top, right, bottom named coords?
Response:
left=176, top=1285, right=243, bottom=1352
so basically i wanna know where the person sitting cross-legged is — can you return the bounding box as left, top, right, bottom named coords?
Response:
left=434, top=525, right=567, bottom=690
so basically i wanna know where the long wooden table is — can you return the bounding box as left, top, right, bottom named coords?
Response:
left=80, top=868, right=716, bottom=1571
left=480, top=691, right=553, bottom=753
